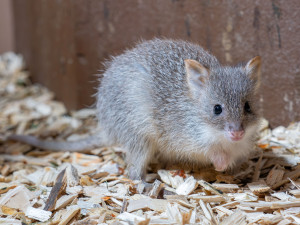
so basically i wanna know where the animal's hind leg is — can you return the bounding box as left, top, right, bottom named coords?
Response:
left=125, top=139, right=156, bottom=180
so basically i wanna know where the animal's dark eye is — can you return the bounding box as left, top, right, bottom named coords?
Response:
left=214, top=105, right=222, bottom=115
left=244, top=101, right=251, bottom=113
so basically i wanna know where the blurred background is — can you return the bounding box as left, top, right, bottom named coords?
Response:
left=0, top=0, right=299, bottom=127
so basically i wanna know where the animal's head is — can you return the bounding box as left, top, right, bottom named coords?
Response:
left=185, top=56, right=261, bottom=142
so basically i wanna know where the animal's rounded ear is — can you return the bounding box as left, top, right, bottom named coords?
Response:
left=244, top=56, right=261, bottom=91
left=185, top=59, right=210, bottom=88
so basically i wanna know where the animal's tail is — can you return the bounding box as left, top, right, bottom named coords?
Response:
left=7, top=133, right=104, bottom=152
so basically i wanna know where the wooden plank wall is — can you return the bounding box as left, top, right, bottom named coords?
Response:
left=0, top=0, right=14, bottom=53
left=13, top=0, right=300, bottom=126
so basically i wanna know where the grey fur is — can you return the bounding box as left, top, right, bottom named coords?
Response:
left=8, top=39, right=261, bottom=180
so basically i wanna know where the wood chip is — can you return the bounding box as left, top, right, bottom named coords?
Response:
left=272, top=168, right=300, bottom=189
left=240, top=200, right=300, bottom=209
left=44, top=168, right=67, bottom=211
left=247, top=180, right=270, bottom=193
left=0, top=185, right=34, bottom=212
left=117, top=212, right=148, bottom=223
left=25, top=206, right=52, bottom=222
left=189, top=194, right=226, bottom=203
left=0, top=218, right=22, bottom=225
left=289, top=189, right=300, bottom=197
left=214, top=206, right=234, bottom=216
left=58, top=205, right=80, bottom=225
left=127, top=197, right=168, bottom=212
left=252, top=152, right=264, bottom=182
left=198, top=180, right=225, bottom=196
left=148, top=179, right=164, bottom=198
left=266, top=165, right=285, bottom=187
left=66, top=164, right=80, bottom=187
left=55, top=194, right=78, bottom=210
left=212, top=183, right=239, bottom=192
left=220, top=210, right=247, bottom=225
left=199, top=199, right=213, bottom=222
left=158, top=170, right=184, bottom=188
left=176, top=176, right=198, bottom=195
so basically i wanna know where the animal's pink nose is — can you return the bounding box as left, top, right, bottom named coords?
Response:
left=229, top=130, right=244, bottom=141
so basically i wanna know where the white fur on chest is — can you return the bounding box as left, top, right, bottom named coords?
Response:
left=199, top=124, right=258, bottom=168
left=158, top=123, right=258, bottom=170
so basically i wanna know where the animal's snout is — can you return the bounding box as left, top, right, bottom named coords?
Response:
left=228, top=130, right=245, bottom=141
left=226, top=122, right=245, bottom=141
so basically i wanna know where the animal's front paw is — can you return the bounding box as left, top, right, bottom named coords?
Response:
left=209, top=151, right=230, bottom=172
